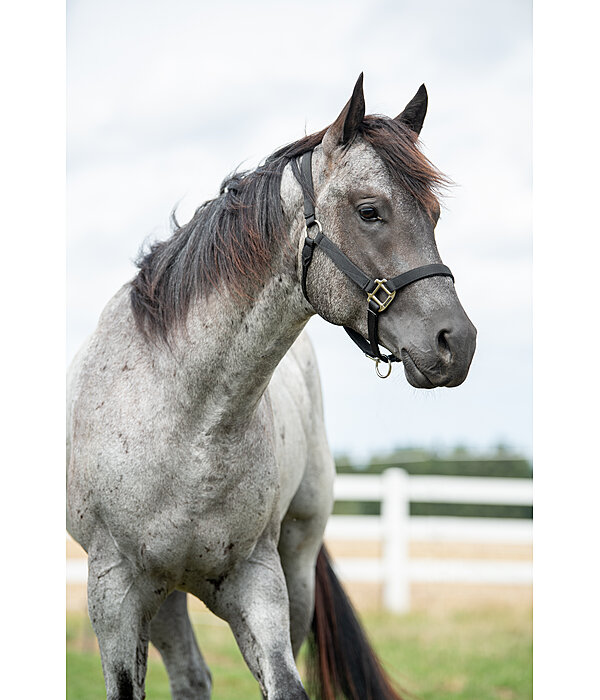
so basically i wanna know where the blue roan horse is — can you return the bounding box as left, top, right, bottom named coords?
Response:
left=67, top=74, right=476, bottom=700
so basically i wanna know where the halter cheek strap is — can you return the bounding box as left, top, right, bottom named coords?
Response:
left=291, top=150, right=454, bottom=378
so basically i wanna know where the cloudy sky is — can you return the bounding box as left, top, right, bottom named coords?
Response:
left=67, top=0, right=532, bottom=459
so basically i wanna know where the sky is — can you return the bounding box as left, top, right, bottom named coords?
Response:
left=67, top=0, right=532, bottom=460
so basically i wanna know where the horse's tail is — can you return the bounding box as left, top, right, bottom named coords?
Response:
left=306, top=545, right=407, bottom=700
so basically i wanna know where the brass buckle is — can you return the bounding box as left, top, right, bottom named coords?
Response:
left=366, top=278, right=396, bottom=313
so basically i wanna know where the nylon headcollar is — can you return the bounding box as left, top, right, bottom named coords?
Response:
left=291, top=150, right=454, bottom=378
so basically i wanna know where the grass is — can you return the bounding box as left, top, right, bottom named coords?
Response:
left=66, top=605, right=532, bottom=700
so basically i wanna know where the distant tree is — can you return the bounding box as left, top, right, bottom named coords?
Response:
left=333, top=445, right=532, bottom=519
left=451, top=444, right=469, bottom=458
left=493, top=441, right=513, bottom=457
left=333, top=453, right=355, bottom=473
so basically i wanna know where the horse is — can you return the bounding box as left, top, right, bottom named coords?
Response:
left=66, top=73, right=476, bottom=700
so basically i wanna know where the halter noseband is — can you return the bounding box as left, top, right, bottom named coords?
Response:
left=291, top=150, right=454, bottom=379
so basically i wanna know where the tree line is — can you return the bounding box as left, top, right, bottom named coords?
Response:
left=333, top=444, right=532, bottom=519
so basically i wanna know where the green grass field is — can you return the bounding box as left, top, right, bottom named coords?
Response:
left=67, top=605, right=532, bottom=700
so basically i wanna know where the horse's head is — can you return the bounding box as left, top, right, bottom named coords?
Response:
left=297, top=75, right=476, bottom=388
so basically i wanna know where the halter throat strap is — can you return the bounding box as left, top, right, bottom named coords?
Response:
left=291, top=150, right=454, bottom=373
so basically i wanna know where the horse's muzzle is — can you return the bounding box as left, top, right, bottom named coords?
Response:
left=399, top=315, right=477, bottom=389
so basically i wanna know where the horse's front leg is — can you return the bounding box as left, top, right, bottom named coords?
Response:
left=150, top=590, right=212, bottom=700
left=201, top=535, right=308, bottom=700
left=87, top=541, right=167, bottom=700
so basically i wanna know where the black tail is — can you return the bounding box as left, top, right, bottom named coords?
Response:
left=306, top=545, right=408, bottom=700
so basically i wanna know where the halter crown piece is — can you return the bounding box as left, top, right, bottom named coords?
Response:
left=291, top=150, right=455, bottom=379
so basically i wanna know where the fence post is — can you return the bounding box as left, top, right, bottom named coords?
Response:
left=381, top=468, right=410, bottom=613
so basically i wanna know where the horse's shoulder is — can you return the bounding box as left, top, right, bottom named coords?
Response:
left=278, top=329, right=319, bottom=383
left=288, top=329, right=325, bottom=413
left=267, top=328, right=326, bottom=435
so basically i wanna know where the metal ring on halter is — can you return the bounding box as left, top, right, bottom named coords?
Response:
left=306, top=219, right=323, bottom=239
left=375, top=356, right=393, bottom=379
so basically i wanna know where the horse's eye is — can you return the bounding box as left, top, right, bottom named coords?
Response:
left=359, top=205, right=380, bottom=222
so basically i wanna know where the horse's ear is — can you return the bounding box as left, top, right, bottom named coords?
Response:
left=395, top=84, right=428, bottom=136
left=322, top=73, right=365, bottom=156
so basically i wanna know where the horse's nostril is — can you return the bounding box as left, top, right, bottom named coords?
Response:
left=437, top=329, right=452, bottom=361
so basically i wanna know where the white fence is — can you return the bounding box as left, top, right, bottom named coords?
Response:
left=325, top=469, right=532, bottom=612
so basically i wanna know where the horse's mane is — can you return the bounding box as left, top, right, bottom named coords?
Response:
left=130, top=116, right=448, bottom=341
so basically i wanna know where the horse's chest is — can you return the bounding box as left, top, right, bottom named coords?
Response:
left=166, top=435, right=280, bottom=576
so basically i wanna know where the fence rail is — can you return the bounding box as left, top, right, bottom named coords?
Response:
left=325, top=515, right=532, bottom=542
left=333, top=473, right=533, bottom=504
left=326, top=470, right=532, bottom=611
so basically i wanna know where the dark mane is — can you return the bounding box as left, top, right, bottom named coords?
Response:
left=130, top=116, right=448, bottom=341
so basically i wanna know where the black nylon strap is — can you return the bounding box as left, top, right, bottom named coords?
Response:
left=291, top=153, right=317, bottom=227
left=313, top=231, right=373, bottom=291
left=300, top=237, right=316, bottom=300
left=343, top=324, right=393, bottom=360
left=388, top=263, right=453, bottom=291
left=342, top=312, right=400, bottom=363
left=293, top=153, right=321, bottom=300
left=300, top=152, right=317, bottom=227
left=368, top=305, right=387, bottom=360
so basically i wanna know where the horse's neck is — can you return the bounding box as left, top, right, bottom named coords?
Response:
left=167, top=245, right=309, bottom=435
